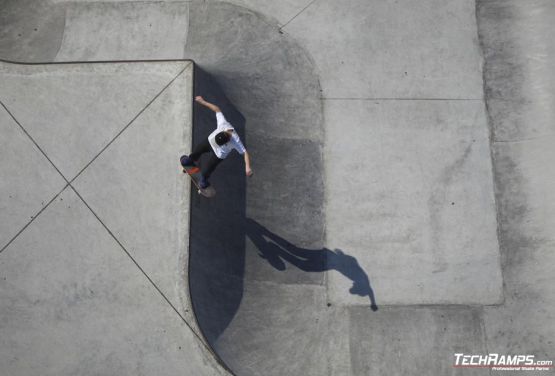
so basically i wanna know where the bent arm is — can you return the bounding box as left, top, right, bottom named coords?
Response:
left=244, top=151, right=253, bottom=177
left=195, top=96, right=221, bottom=113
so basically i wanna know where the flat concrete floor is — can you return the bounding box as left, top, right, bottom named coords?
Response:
left=0, top=1, right=554, bottom=375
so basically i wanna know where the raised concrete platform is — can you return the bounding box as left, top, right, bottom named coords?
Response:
left=0, top=60, right=229, bottom=375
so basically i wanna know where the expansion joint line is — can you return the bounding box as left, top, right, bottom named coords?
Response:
left=70, top=185, right=235, bottom=374
left=69, top=63, right=192, bottom=185
left=0, top=100, right=72, bottom=254
left=0, top=100, right=70, bottom=182
left=0, top=184, right=69, bottom=254
left=68, top=185, right=216, bottom=359
left=0, top=63, right=188, bottom=254
left=322, top=97, right=483, bottom=101
left=279, top=0, right=320, bottom=30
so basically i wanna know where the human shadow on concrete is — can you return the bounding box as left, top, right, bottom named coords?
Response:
left=246, top=218, right=378, bottom=311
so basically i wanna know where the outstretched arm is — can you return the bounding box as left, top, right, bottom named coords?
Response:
left=195, top=96, right=221, bottom=113
left=244, top=151, right=253, bottom=177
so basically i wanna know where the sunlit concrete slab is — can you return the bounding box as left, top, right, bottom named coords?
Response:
left=0, top=102, right=66, bottom=251
left=349, top=307, right=487, bottom=376
left=324, top=99, right=502, bottom=305
left=0, top=62, right=188, bottom=180
left=283, top=0, right=484, bottom=99
left=73, top=63, right=193, bottom=314
left=0, top=187, right=225, bottom=376
left=56, top=1, right=188, bottom=61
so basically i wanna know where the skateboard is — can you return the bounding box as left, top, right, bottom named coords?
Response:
left=181, top=164, right=216, bottom=198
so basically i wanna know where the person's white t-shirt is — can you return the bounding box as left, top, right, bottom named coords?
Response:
left=208, top=112, right=246, bottom=159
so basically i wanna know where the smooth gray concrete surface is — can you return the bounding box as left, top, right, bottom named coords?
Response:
left=0, top=102, right=66, bottom=251
left=204, top=0, right=312, bottom=27
left=0, top=62, right=188, bottom=179
left=0, top=187, right=223, bottom=376
left=1, top=0, right=554, bottom=375
left=72, top=64, right=193, bottom=316
left=0, top=0, right=65, bottom=62
left=56, top=2, right=189, bottom=61
left=215, top=282, right=329, bottom=376
left=282, top=0, right=484, bottom=99
left=348, top=307, right=487, bottom=376
left=0, top=61, right=228, bottom=375
left=324, top=99, right=502, bottom=306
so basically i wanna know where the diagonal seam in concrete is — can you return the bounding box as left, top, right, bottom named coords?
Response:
left=68, top=62, right=193, bottom=185
left=0, top=100, right=71, bottom=254
left=60, top=63, right=234, bottom=375
left=0, top=184, right=69, bottom=255
left=279, top=0, right=320, bottom=30
left=1, top=62, right=232, bottom=374
left=0, top=100, right=70, bottom=183
left=0, top=63, right=192, bottom=257
left=69, top=183, right=233, bottom=374
left=66, top=64, right=192, bottom=318
left=67, top=185, right=205, bottom=342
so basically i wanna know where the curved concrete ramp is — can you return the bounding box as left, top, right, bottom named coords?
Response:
left=185, top=5, right=329, bottom=374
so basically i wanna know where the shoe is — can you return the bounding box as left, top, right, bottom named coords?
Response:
left=199, top=176, right=210, bottom=189
left=180, top=155, right=195, bottom=167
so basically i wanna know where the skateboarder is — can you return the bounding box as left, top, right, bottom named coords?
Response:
left=181, top=96, right=253, bottom=188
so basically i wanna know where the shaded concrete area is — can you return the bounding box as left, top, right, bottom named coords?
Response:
left=188, top=66, right=247, bottom=344
left=0, top=0, right=65, bottom=62
left=1, top=0, right=554, bottom=375
left=477, top=0, right=555, bottom=365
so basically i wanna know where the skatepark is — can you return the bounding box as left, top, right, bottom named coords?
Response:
left=0, top=1, right=554, bottom=375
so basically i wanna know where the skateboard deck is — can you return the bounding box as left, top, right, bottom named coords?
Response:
left=182, top=164, right=216, bottom=198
